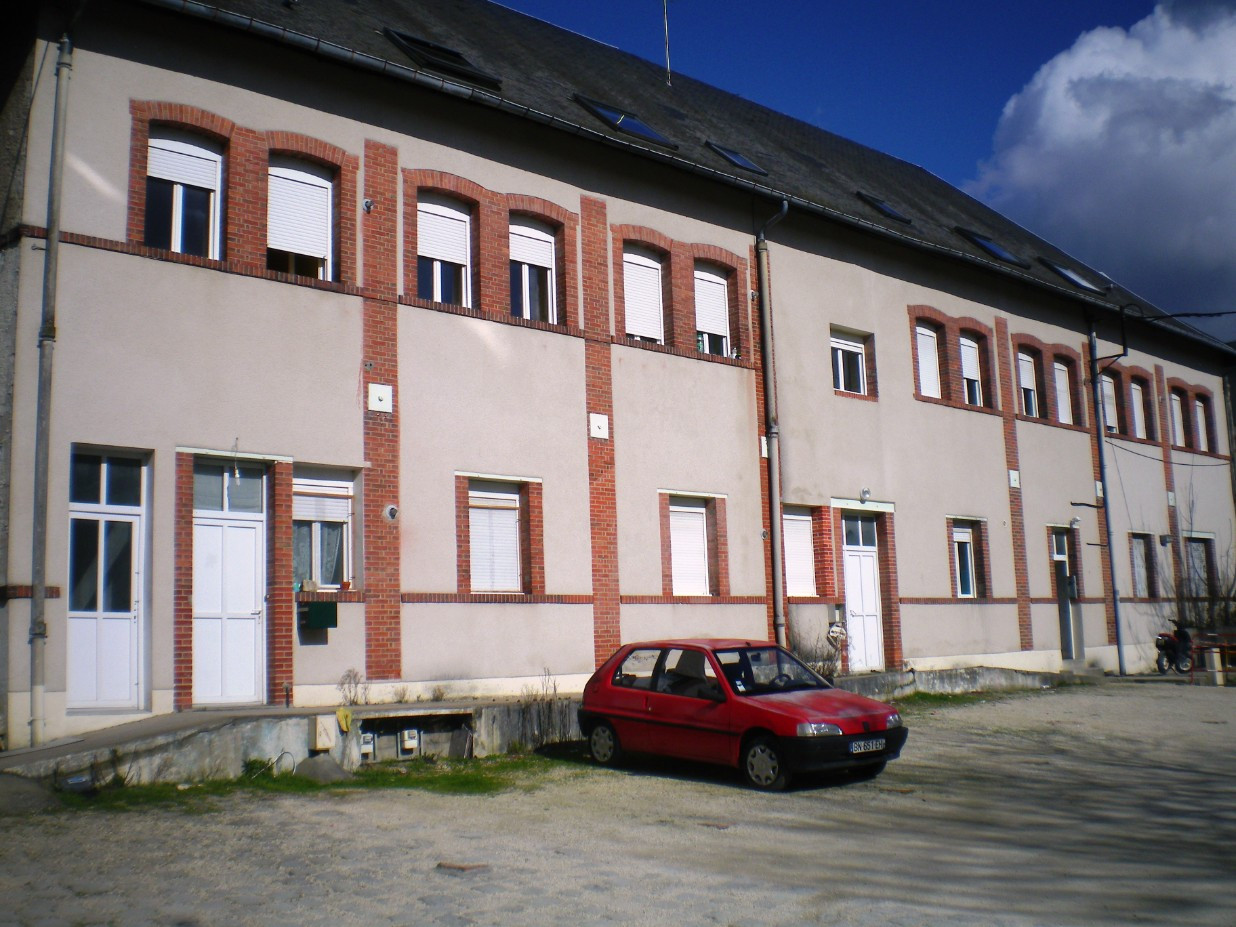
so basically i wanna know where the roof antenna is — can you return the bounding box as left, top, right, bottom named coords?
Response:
left=663, top=0, right=672, bottom=86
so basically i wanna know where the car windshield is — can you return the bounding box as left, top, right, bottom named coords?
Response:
left=714, top=646, right=827, bottom=695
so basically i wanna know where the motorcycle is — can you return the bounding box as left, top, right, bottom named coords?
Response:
left=1155, top=627, right=1193, bottom=674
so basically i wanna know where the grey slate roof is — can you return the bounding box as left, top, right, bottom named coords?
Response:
left=128, top=0, right=1232, bottom=355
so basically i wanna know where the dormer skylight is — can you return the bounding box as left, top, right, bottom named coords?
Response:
left=955, top=228, right=1029, bottom=268
left=856, top=191, right=911, bottom=224
left=706, top=141, right=767, bottom=175
left=1039, top=258, right=1108, bottom=294
left=574, top=95, right=677, bottom=149
left=383, top=28, right=502, bottom=91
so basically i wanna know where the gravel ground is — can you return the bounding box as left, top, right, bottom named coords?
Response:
left=2, top=679, right=1233, bottom=927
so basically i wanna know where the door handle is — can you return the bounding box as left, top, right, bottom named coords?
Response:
left=250, top=609, right=262, bottom=616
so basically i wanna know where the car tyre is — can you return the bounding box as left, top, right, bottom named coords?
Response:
left=588, top=721, right=623, bottom=767
left=742, top=736, right=789, bottom=791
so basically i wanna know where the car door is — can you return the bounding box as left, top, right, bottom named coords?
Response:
left=645, top=648, right=732, bottom=764
left=601, top=647, right=662, bottom=753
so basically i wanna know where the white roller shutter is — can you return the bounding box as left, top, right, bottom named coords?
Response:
left=1195, top=399, right=1209, bottom=452
left=268, top=158, right=332, bottom=263
left=1130, top=382, right=1147, bottom=439
left=1054, top=362, right=1073, bottom=424
left=670, top=499, right=709, bottom=596
left=783, top=510, right=815, bottom=597
left=509, top=220, right=554, bottom=268
left=960, top=337, right=980, bottom=382
left=293, top=478, right=352, bottom=521
left=418, top=195, right=471, bottom=264
left=1102, top=376, right=1119, bottom=432
left=148, top=134, right=220, bottom=190
left=469, top=485, right=521, bottom=592
left=623, top=248, right=665, bottom=343
left=916, top=325, right=941, bottom=398
left=693, top=266, right=729, bottom=338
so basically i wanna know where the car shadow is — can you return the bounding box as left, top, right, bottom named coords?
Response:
left=535, top=740, right=877, bottom=792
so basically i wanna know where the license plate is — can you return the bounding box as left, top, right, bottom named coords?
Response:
left=850, top=738, right=885, bottom=754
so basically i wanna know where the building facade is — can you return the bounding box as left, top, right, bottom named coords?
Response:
left=2, top=0, right=1233, bottom=748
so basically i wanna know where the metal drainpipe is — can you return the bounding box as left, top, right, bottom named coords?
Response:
left=757, top=201, right=789, bottom=647
left=1087, top=322, right=1127, bottom=676
left=29, top=35, right=73, bottom=746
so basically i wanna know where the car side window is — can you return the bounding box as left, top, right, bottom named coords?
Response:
left=612, top=648, right=659, bottom=689
left=655, top=648, right=724, bottom=700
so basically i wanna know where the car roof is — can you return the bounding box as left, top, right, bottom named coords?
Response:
left=620, top=639, right=777, bottom=651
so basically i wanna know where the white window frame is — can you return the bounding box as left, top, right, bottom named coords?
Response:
left=624, top=246, right=665, bottom=344
left=1054, top=361, right=1074, bottom=425
left=1051, top=528, right=1071, bottom=572
left=509, top=217, right=557, bottom=323
left=293, top=476, right=353, bottom=590
left=693, top=263, right=730, bottom=356
left=1017, top=351, right=1038, bottom=417
left=669, top=497, right=710, bottom=596
left=146, top=129, right=222, bottom=258
left=1170, top=392, right=1187, bottom=447
left=915, top=324, right=941, bottom=398
left=783, top=508, right=816, bottom=597
left=960, top=336, right=983, bottom=406
left=1195, top=398, right=1210, bottom=452
left=953, top=524, right=976, bottom=598
left=1101, top=375, right=1120, bottom=433
left=267, top=156, right=333, bottom=280
left=418, top=194, right=473, bottom=307
left=469, top=481, right=522, bottom=593
left=831, top=333, right=867, bottom=395
left=1130, top=381, right=1148, bottom=439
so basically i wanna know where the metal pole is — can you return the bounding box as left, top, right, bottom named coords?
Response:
left=29, top=35, right=73, bottom=745
left=757, top=201, right=788, bottom=646
left=1088, top=322, right=1127, bottom=676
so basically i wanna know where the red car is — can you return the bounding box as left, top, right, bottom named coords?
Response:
left=578, top=639, right=907, bottom=790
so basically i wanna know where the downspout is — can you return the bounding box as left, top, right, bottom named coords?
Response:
left=1224, top=371, right=1236, bottom=533
left=29, top=35, right=73, bottom=745
left=1087, top=322, right=1127, bottom=676
left=757, top=201, right=789, bottom=646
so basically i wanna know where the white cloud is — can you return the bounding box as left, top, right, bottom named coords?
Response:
left=967, top=2, right=1236, bottom=338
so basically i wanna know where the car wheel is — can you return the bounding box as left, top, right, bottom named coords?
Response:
left=1156, top=652, right=1169, bottom=675
left=742, top=736, right=789, bottom=791
left=588, top=721, right=623, bottom=766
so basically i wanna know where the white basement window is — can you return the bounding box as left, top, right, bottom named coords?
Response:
left=669, top=497, right=710, bottom=596
left=469, top=482, right=522, bottom=592
left=783, top=508, right=816, bottom=597
left=293, top=476, right=353, bottom=590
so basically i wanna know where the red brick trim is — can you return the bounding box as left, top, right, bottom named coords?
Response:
left=296, top=590, right=366, bottom=604
left=1154, top=365, right=1183, bottom=590
left=402, top=593, right=592, bottom=604
left=173, top=452, right=194, bottom=710
left=901, top=597, right=1020, bottom=606
left=361, top=140, right=402, bottom=680
left=907, top=305, right=999, bottom=413
left=613, top=225, right=674, bottom=347
left=786, top=596, right=845, bottom=606
left=0, top=585, right=60, bottom=602
left=455, top=474, right=471, bottom=594
left=400, top=293, right=587, bottom=337
left=582, top=197, right=621, bottom=666
left=620, top=596, right=765, bottom=605
left=995, top=317, right=1033, bottom=648
left=1166, top=377, right=1219, bottom=453
left=127, top=101, right=236, bottom=249
left=945, top=516, right=994, bottom=601
left=403, top=170, right=506, bottom=311
left=659, top=493, right=730, bottom=598
left=507, top=194, right=581, bottom=329
left=1080, top=340, right=1118, bottom=642
left=813, top=506, right=836, bottom=599
left=266, top=131, right=360, bottom=286
left=266, top=461, right=293, bottom=704
left=686, top=242, right=752, bottom=362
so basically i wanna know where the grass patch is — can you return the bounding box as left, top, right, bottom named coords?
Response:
left=53, top=752, right=572, bottom=813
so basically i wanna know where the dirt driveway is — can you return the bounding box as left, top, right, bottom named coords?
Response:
left=2, top=679, right=1233, bottom=927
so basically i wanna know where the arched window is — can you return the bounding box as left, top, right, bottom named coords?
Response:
left=145, top=128, right=222, bottom=258
left=267, top=156, right=334, bottom=280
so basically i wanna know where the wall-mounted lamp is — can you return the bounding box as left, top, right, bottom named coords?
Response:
left=1069, top=517, right=1082, bottom=529
left=1160, top=534, right=1173, bottom=547
left=860, top=487, right=871, bottom=503
left=363, top=198, right=374, bottom=213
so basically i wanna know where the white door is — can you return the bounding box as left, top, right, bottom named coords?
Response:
left=843, top=515, right=884, bottom=673
left=67, top=513, right=142, bottom=707
left=193, top=517, right=265, bottom=703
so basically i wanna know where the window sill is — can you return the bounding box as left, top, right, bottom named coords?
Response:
left=619, top=595, right=764, bottom=605
left=401, top=592, right=591, bottom=604
left=617, top=336, right=752, bottom=368
left=296, top=589, right=365, bottom=604
left=833, top=389, right=877, bottom=402
left=402, top=295, right=586, bottom=339
left=913, top=393, right=1002, bottom=416
left=1014, top=413, right=1090, bottom=434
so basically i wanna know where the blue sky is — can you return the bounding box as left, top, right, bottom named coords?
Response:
left=497, top=1, right=1236, bottom=339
